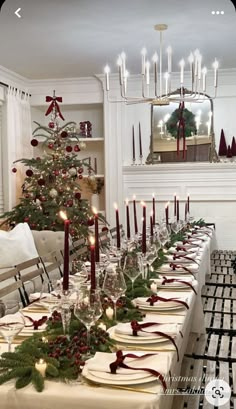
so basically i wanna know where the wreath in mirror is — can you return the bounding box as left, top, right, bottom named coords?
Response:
left=166, top=107, right=197, bottom=139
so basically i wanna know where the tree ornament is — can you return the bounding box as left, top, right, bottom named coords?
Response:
left=87, top=217, right=94, bottom=226
left=30, top=223, right=36, bottom=229
left=61, top=131, right=68, bottom=138
left=79, top=141, right=86, bottom=150
left=38, top=178, right=46, bottom=186
left=40, top=196, right=47, bottom=202
left=49, top=121, right=55, bottom=129
left=49, top=188, right=58, bottom=198
left=48, top=143, right=54, bottom=149
left=102, top=227, right=109, bottom=232
left=26, top=169, right=33, bottom=177
left=67, top=199, right=73, bottom=207
left=31, top=139, right=38, bottom=147
left=12, top=167, right=17, bottom=173
left=25, top=193, right=30, bottom=199
left=78, top=175, right=83, bottom=180
left=74, top=144, right=80, bottom=152
left=68, top=167, right=77, bottom=176
left=62, top=169, right=67, bottom=174
left=74, top=192, right=81, bottom=200
left=58, top=186, right=64, bottom=193
left=78, top=167, right=84, bottom=174
left=24, top=217, right=30, bottom=222
left=36, top=157, right=41, bottom=161
left=66, top=146, right=73, bottom=153
left=53, top=169, right=60, bottom=176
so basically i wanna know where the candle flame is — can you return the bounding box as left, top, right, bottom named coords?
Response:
left=114, top=202, right=118, bottom=210
left=133, top=194, right=136, bottom=200
left=152, top=193, right=155, bottom=198
left=38, top=359, right=45, bottom=364
left=125, top=198, right=129, bottom=206
left=89, top=236, right=95, bottom=246
left=59, top=210, right=68, bottom=221
left=150, top=210, right=153, bottom=216
left=92, top=206, right=98, bottom=214
left=141, top=201, right=146, bottom=207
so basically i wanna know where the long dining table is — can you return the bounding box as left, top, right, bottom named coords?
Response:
left=0, top=229, right=216, bottom=409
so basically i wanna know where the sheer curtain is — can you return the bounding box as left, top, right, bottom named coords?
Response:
left=3, top=87, right=32, bottom=211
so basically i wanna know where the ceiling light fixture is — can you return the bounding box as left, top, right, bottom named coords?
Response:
left=104, top=24, right=219, bottom=106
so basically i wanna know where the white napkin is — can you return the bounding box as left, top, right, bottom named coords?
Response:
left=29, top=292, right=58, bottom=302
left=158, top=263, right=199, bottom=273
left=135, top=296, right=187, bottom=308
left=85, top=351, right=168, bottom=376
left=153, top=276, right=194, bottom=287
left=115, top=322, right=178, bottom=337
left=166, top=252, right=199, bottom=263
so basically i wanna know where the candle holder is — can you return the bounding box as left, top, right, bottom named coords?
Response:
left=60, top=291, right=72, bottom=338
left=139, top=155, right=144, bottom=165
left=131, top=158, right=136, bottom=166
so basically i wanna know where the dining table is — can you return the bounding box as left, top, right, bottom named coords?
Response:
left=0, top=227, right=216, bottom=409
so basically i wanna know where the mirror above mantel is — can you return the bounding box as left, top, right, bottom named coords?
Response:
left=147, top=89, right=219, bottom=164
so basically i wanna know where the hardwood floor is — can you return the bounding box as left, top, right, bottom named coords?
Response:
left=172, top=250, right=236, bottom=409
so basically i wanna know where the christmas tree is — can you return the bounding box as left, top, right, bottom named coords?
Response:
left=231, top=136, right=236, bottom=156
left=0, top=92, right=94, bottom=238
left=218, top=129, right=227, bottom=156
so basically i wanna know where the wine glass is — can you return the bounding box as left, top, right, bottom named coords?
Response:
left=159, top=223, right=170, bottom=248
left=74, top=287, right=102, bottom=357
left=0, top=301, right=25, bottom=352
left=40, top=280, right=61, bottom=314
left=102, top=266, right=127, bottom=320
left=123, top=253, right=143, bottom=297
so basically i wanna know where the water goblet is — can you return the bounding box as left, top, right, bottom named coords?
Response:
left=40, top=280, right=61, bottom=315
left=102, top=266, right=127, bottom=320
left=0, top=301, right=25, bottom=352
left=123, top=253, right=143, bottom=297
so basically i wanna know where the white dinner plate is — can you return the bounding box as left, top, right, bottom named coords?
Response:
left=89, top=369, right=152, bottom=382
left=108, top=328, right=175, bottom=345
left=82, top=366, right=156, bottom=385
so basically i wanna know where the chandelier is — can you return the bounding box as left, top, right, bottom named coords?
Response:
left=104, top=24, right=219, bottom=105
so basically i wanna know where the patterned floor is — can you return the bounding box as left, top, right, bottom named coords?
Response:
left=172, top=250, right=236, bottom=409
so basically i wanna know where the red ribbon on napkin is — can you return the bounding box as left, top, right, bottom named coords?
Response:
left=131, top=320, right=179, bottom=361
left=146, top=294, right=189, bottom=310
left=169, top=263, right=195, bottom=276
left=45, top=95, right=65, bottom=120
left=173, top=254, right=199, bottom=265
left=182, top=240, right=200, bottom=247
left=24, top=315, right=48, bottom=330
left=162, top=277, right=197, bottom=295
left=110, top=350, right=167, bottom=390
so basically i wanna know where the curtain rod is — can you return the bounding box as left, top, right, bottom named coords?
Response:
left=0, top=81, right=31, bottom=96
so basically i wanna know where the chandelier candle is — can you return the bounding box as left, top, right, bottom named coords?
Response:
left=133, top=195, right=138, bottom=235
left=132, top=125, right=135, bottom=163
left=90, top=237, right=96, bottom=290
left=152, top=193, right=156, bottom=225
left=114, top=203, right=121, bottom=248
left=141, top=202, right=146, bottom=254
left=59, top=211, right=70, bottom=292
left=93, top=207, right=99, bottom=263
left=126, top=199, right=131, bottom=239
left=177, top=198, right=180, bottom=222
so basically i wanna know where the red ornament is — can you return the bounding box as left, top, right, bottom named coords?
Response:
left=30, top=223, right=36, bottom=229
left=26, top=169, right=33, bottom=177
left=102, top=227, right=109, bottom=232
left=31, top=139, right=38, bottom=147
left=24, top=217, right=30, bottom=222
left=74, top=192, right=81, bottom=200
left=40, top=196, right=47, bottom=202
left=36, top=157, right=41, bottom=161
left=74, top=144, right=80, bottom=152
left=49, top=122, right=55, bottom=129
left=61, top=131, right=68, bottom=138
left=218, top=129, right=227, bottom=156
left=53, top=170, right=60, bottom=176
left=48, top=143, right=54, bottom=149
left=70, top=229, right=76, bottom=236
left=78, top=167, right=84, bottom=174
left=25, top=193, right=30, bottom=199
left=12, top=167, right=17, bottom=173
left=38, top=179, right=46, bottom=186
left=78, top=174, right=83, bottom=180
left=66, top=146, right=72, bottom=153
left=87, top=218, right=94, bottom=226
left=67, top=199, right=73, bottom=207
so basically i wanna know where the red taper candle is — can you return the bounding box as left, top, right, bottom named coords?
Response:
left=150, top=211, right=154, bottom=236
left=114, top=203, right=121, bottom=248
left=133, top=195, right=138, bottom=235
left=141, top=202, right=146, bottom=254
left=174, top=193, right=177, bottom=217
left=187, top=194, right=190, bottom=213
left=152, top=194, right=156, bottom=226
left=165, top=202, right=169, bottom=226
left=177, top=199, right=179, bottom=221
left=126, top=199, right=131, bottom=239
left=93, top=207, right=99, bottom=263
left=59, top=211, right=70, bottom=292
left=90, top=237, right=96, bottom=290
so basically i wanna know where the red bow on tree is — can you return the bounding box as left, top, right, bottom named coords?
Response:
left=45, top=95, right=65, bottom=120
left=109, top=350, right=167, bottom=390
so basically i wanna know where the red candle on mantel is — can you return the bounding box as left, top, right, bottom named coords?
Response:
left=141, top=202, right=146, bottom=254
left=152, top=194, right=156, bottom=226
left=133, top=195, right=138, bottom=235
left=59, top=211, right=70, bottom=292
left=114, top=203, right=121, bottom=248
left=150, top=211, right=154, bottom=236
left=90, top=237, right=96, bottom=290
left=126, top=199, right=131, bottom=239
left=165, top=202, right=169, bottom=225
left=187, top=194, right=190, bottom=213
left=177, top=199, right=180, bottom=221
left=185, top=202, right=187, bottom=221
left=174, top=193, right=177, bottom=217
left=93, top=207, right=99, bottom=263
left=132, top=125, right=135, bottom=162
left=139, top=122, right=142, bottom=157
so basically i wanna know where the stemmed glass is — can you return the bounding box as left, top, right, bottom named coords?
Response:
left=123, top=253, right=143, bottom=297
left=40, top=280, right=61, bottom=314
left=74, top=287, right=102, bottom=357
left=159, top=223, right=170, bottom=248
left=102, top=266, right=127, bottom=320
left=0, top=301, right=25, bottom=352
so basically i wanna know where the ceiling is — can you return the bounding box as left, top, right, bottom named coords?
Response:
left=0, top=0, right=235, bottom=80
